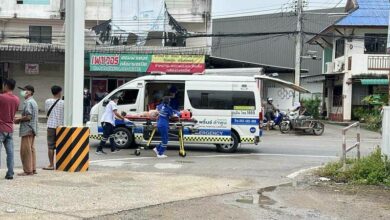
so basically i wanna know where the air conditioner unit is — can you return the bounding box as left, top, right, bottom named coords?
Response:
left=50, top=14, right=60, bottom=19
left=335, top=60, right=345, bottom=72
left=326, top=62, right=334, bottom=74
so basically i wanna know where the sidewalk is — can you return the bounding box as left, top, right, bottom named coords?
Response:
left=0, top=169, right=254, bottom=220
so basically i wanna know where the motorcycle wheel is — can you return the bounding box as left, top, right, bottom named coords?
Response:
left=280, top=121, right=291, bottom=134
left=312, top=121, right=325, bottom=136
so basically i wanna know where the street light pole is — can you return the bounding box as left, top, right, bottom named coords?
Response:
left=294, top=0, right=303, bottom=104
left=64, top=0, right=85, bottom=126
left=387, top=1, right=390, bottom=105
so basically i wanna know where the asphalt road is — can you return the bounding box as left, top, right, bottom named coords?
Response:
left=0, top=122, right=382, bottom=219
left=1, top=123, right=380, bottom=179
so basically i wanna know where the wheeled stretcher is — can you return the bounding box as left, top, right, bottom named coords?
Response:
left=124, top=115, right=198, bottom=157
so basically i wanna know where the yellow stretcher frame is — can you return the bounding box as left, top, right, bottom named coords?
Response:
left=135, top=125, right=187, bottom=157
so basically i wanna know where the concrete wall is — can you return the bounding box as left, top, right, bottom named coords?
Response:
left=85, top=0, right=112, bottom=21
left=1, top=19, right=65, bottom=45
left=301, top=80, right=323, bottom=100
left=9, top=63, right=64, bottom=111
left=181, top=22, right=209, bottom=48
left=0, top=0, right=61, bottom=19
left=166, top=0, right=211, bottom=23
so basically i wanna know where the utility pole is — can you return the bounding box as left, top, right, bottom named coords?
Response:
left=64, top=0, right=85, bottom=126
left=294, top=0, right=303, bottom=104
left=387, top=5, right=390, bottom=106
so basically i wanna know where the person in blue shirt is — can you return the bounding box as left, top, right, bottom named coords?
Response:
left=153, top=96, right=177, bottom=158
left=169, top=86, right=180, bottom=111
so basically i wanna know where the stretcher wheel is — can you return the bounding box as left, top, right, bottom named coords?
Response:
left=134, top=149, right=141, bottom=156
left=179, top=152, right=186, bottom=157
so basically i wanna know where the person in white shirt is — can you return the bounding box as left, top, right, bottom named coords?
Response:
left=96, top=95, right=125, bottom=154
left=44, top=85, right=64, bottom=170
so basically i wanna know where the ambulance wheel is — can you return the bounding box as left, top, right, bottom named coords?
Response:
left=216, top=132, right=239, bottom=153
left=113, top=127, right=133, bottom=149
left=134, top=149, right=141, bottom=156
left=179, top=152, right=187, bottom=157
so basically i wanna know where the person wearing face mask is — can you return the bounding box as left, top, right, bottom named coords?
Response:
left=14, top=85, right=38, bottom=176
left=96, top=95, right=126, bottom=154
left=0, top=79, right=20, bottom=180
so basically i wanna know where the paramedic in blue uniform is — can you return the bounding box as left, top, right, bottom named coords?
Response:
left=96, top=95, right=126, bottom=155
left=169, top=86, right=180, bottom=111
left=153, top=97, right=179, bottom=158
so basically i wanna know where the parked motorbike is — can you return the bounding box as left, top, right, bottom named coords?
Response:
left=279, top=111, right=325, bottom=135
left=264, top=110, right=285, bottom=130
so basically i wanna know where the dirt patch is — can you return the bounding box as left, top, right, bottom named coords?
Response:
left=267, top=175, right=390, bottom=219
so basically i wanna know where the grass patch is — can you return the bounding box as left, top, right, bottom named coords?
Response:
left=317, top=148, right=390, bottom=186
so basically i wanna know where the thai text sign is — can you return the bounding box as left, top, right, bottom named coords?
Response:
left=89, top=53, right=205, bottom=73
left=90, top=54, right=151, bottom=72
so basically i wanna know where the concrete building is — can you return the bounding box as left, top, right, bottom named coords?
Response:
left=0, top=0, right=212, bottom=110
left=309, top=0, right=390, bottom=121
left=0, top=0, right=111, bottom=109
left=211, top=8, right=344, bottom=111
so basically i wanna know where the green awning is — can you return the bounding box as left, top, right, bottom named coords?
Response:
left=360, top=79, right=389, bottom=85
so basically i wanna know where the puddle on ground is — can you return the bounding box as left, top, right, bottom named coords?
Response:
left=236, top=186, right=277, bottom=207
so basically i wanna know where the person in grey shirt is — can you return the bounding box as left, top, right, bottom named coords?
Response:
left=14, top=85, right=38, bottom=176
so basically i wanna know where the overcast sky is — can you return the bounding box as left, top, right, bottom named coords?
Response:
left=212, top=0, right=347, bottom=18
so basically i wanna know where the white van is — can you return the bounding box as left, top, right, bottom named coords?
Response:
left=87, top=68, right=308, bottom=153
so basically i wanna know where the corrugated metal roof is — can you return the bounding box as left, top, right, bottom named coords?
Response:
left=212, top=8, right=344, bottom=76
left=336, top=0, right=390, bottom=26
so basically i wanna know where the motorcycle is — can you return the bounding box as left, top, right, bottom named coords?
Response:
left=279, top=111, right=325, bottom=135
left=264, top=110, right=285, bottom=130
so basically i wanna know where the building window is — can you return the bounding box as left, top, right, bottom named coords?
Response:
left=111, top=89, right=139, bottom=106
left=17, top=0, right=50, bottom=4
left=29, top=26, right=52, bottom=43
left=364, top=34, right=387, bottom=54
left=335, top=38, right=345, bottom=58
left=188, top=90, right=255, bottom=110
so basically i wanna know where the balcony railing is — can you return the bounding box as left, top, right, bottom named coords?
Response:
left=368, top=55, right=390, bottom=70
left=345, top=54, right=390, bottom=76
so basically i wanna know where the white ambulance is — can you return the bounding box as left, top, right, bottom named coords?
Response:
left=87, top=68, right=308, bottom=153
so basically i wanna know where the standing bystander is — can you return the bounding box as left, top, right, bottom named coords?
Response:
left=0, top=79, right=20, bottom=180
left=14, top=85, right=38, bottom=176
left=44, top=86, right=64, bottom=170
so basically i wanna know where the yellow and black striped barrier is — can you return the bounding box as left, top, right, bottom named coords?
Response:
left=55, top=127, right=90, bottom=172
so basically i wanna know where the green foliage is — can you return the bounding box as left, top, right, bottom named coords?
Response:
left=301, top=98, right=321, bottom=119
left=317, top=148, right=390, bottom=186
left=364, top=114, right=382, bottom=131
left=351, top=94, right=386, bottom=131
left=362, top=94, right=388, bottom=107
